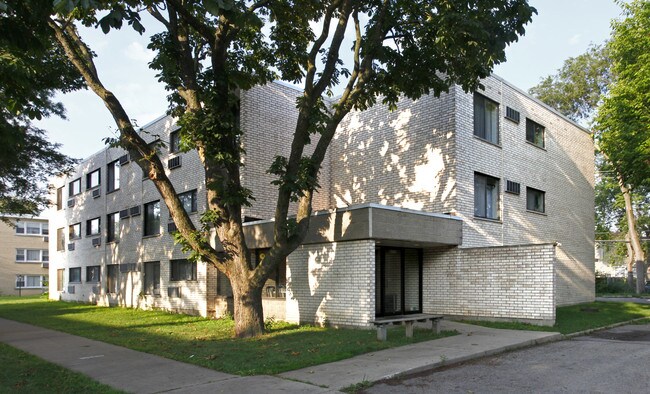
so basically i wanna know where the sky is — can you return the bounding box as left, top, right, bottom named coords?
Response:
left=36, top=0, right=625, bottom=160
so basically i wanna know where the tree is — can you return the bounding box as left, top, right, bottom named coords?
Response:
left=12, top=0, right=536, bottom=337
left=0, top=1, right=80, bottom=216
left=596, top=0, right=650, bottom=292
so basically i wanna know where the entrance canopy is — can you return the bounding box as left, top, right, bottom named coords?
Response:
left=243, top=203, right=462, bottom=249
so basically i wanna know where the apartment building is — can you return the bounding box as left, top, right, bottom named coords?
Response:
left=0, top=216, right=49, bottom=296
left=49, top=74, right=595, bottom=327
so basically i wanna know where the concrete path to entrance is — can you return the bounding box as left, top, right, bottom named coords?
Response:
left=1, top=318, right=560, bottom=393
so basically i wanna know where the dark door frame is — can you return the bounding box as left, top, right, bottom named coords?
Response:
left=377, top=246, right=423, bottom=317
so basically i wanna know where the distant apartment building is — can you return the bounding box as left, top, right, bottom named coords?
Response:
left=0, top=216, right=49, bottom=295
left=49, top=74, right=595, bottom=327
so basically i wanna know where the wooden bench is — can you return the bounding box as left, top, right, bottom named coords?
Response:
left=371, top=313, right=443, bottom=341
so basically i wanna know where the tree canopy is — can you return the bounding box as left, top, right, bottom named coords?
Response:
left=3, top=0, right=536, bottom=336
left=0, top=1, right=80, bottom=216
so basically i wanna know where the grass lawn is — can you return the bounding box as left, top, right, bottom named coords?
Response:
left=462, top=301, right=650, bottom=334
left=0, top=296, right=455, bottom=375
left=0, top=342, right=123, bottom=393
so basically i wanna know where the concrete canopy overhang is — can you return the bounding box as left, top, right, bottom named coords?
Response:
left=243, top=203, right=462, bottom=249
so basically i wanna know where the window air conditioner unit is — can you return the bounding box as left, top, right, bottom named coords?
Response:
left=41, top=262, right=49, bottom=269
left=42, top=236, right=49, bottom=243
left=67, top=243, right=75, bottom=251
left=167, top=156, right=182, bottom=169
left=129, top=206, right=141, bottom=216
left=168, top=287, right=181, bottom=298
left=119, top=209, right=129, bottom=219
left=92, top=188, right=101, bottom=198
left=167, top=222, right=178, bottom=233
left=67, top=198, right=75, bottom=208
left=118, top=154, right=130, bottom=165
left=91, top=238, right=101, bottom=247
left=67, top=285, right=75, bottom=294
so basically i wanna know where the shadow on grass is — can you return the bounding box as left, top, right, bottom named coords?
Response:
left=0, top=297, right=455, bottom=375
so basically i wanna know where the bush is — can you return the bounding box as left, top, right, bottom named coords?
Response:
left=596, top=276, right=632, bottom=294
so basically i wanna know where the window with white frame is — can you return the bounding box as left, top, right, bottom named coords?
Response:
left=16, top=275, right=48, bottom=288
left=474, top=172, right=500, bottom=220
left=526, top=187, right=546, bottom=213
left=15, top=221, right=48, bottom=236
left=15, top=249, right=48, bottom=263
left=473, top=93, right=500, bottom=144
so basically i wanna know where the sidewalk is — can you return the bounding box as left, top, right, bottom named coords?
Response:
left=0, top=318, right=560, bottom=393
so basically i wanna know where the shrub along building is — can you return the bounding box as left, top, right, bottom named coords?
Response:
left=49, top=74, right=594, bottom=327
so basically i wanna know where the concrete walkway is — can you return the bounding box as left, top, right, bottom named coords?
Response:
left=596, top=296, right=650, bottom=304
left=0, top=318, right=560, bottom=393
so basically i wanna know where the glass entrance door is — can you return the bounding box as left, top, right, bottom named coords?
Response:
left=375, top=247, right=422, bottom=316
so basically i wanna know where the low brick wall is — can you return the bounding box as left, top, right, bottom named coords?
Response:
left=424, top=244, right=556, bottom=325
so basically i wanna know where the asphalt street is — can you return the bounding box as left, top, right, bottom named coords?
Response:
left=364, top=323, right=650, bottom=393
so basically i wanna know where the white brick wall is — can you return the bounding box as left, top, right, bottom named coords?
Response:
left=286, top=240, right=375, bottom=327
left=424, top=244, right=556, bottom=324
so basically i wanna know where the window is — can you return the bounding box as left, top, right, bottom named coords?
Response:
left=253, top=249, right=287, bottom=298
left=86, top=265, right=100, bottom=282
left=69, top=223, right=81, bottom=239
left=107, top=160, right=120, bottom=193
left=15, top=221, right=47, bottom=236
left=107, top=212, right=120, bottom=243
left=144, top=261, right=160, bottom=295
left=178, top=190, right=198, bottom=213
left=473, top=93, right=499, bottom=144
left=474, top=173, right=500, bottom=220
left=57, top=228, right=65, bottom=251
left=15, top=249, right=48, bottom=263
left=56, top=187, right=63, bottom=210
left=526, top=187, right=546, bottom=213
left=17, top=275, right=47, bottom=288
left=69, top=267, right=81, bottom=283
left=170, top=259, right=197, bottom=281
left=107, top=265, right=118, bottom=293
left=69, top=178, right=81, bottom=196
left=86, top=217, right=100, bottom=236
left=143, top=201, right=161, bottom=236
left=526, top=118, right=545, bottom=148
left=86, top=169, right=100, bottom=189
left=170, top=130, right=181, bottom=153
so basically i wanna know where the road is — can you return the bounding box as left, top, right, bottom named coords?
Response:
left=364, top=324, right=650, bottom=393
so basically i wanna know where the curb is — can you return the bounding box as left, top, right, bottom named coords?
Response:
left=562, top=316, right=650, bottom=339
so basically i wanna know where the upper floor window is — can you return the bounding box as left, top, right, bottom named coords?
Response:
left=69, top=178, right=81, bottom=196
left=526, top=187, right=546, bottom=213
left=86, top=169, right=100, bottom=189
left=144, top=200, right=161, bottom=236
left=170, top=130, right=181, bottom=153
left=16, top=249, right=48, bottom=263
left=86, top=217, right=100, bottom=236
left=474, top=172, right=500, bottom=220
left=526, top=118, right=545, bottom=148
left=178, top=190, right=198, bottom=214
left=56, top=187, right=63, bottom=210
left=106, top=212, right=120, bottom=243
left=56, top=228, right=65, bottom=251
left=15, top=221, right=47, bottom=236
left=107, top=160, right=120, bottom=193
left=17, top=275, right=48, bottom=289
left=473, top=93, right=499, bottom=144
left=69, top=222, right=81, bottom=240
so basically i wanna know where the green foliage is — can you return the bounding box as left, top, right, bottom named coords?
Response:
left=595, top=276, right=631, bottom=294
left=529, top=44, right=610, bottom=122
left=596, top=0, right=650, bottom=189
left=0, top=0, right=80, bottom=215
left=0, top=342, right=123, bottom=393
left=0, top=297, right=457, bottom=375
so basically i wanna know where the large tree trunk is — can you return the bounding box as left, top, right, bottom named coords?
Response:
left=230, top=275, right=264, bottom=338
left=626, top=232, right=635, bottom=288
left=619, top=176, right=646, bottom=294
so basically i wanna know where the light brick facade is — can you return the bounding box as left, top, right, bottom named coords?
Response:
left=0, top=216, right=49, bottom=296
left=49, top=75, right=595, bottom=327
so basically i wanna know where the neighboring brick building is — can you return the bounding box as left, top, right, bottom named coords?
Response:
left=49, top=75, right=595, bottom=327
left=0, top=216, right=49, bottom=296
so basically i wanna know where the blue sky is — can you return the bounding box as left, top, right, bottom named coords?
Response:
left=37, top=0, right=624, bottom=160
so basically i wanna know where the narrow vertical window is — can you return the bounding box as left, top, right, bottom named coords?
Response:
left=107, top=160, right=120, bottom=192
left=474, top=173, right=500, bottom=220
left=106, top=212, right=120, bottom=243
left=144, top=261, right=160, bottom=295
left=144, top=201, right=161, bottom=236
left=473, top=93, right=500, bottom=144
